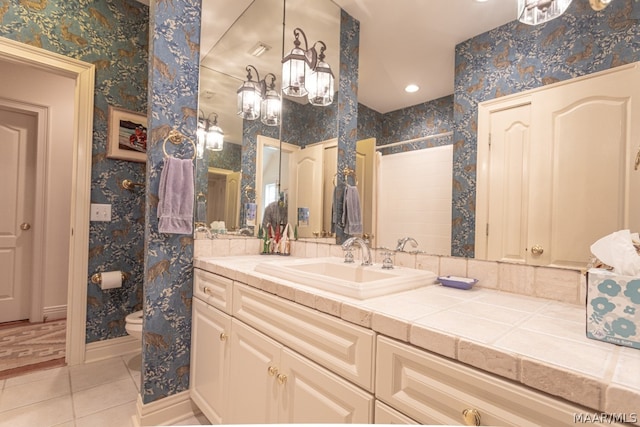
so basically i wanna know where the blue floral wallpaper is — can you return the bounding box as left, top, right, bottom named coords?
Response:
left=452, top=0, right=640, bottom=257
left=209, top=142, right=241, bottom=172
left=0, top=0, right=149, bottom=342
left=335, top=9, right=359, bottom=243
left=144, top=0, right=201, bottom=404
left=281, top=96, right=338, bottom=146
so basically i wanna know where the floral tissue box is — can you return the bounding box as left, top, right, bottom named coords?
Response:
left=586, top=268, right=640, bottom=350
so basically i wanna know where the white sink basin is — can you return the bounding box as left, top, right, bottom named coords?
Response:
left=254, top=257, right=437, bottom=299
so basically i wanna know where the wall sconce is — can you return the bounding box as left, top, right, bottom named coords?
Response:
left=518, top=0, right=572, bottom=25
left=281, top=27, right=334, bottom=106
left=589, top=0, right=612, bottom=10
left=197, top=111, right=224, bottom=157
left=261, top=73, right=281, bottom=126
left=237, top=65, right=281, bottom=127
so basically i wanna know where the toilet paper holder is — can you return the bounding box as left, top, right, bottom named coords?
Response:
left=91, top=271, right=126, bottom=285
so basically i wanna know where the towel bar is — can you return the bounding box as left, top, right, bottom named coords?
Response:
left=122, top=179, right=144, bottom=190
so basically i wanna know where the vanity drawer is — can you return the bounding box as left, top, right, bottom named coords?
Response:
left=194, top=268, right=233, bottom=314
left=232, top=283, right=375, bottom=392
left=376, top=336, right=614, bottom=427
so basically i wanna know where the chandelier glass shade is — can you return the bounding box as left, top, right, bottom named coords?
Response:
left=237, top=65, right=280, bottom=126
left=517, top=0, right=572, bottom=25
left=282, top=28, right=334, bottom=106
left=197, top=111, right=224, bottom=156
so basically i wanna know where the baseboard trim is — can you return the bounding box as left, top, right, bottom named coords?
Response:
left=134, top=390, right=200, bottom=426
left=84, top=335, right=141, bottom=363
left=43, top=305, right=67, bottom=321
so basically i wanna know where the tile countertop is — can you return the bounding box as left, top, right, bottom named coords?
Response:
left=193, top=255, right=640, bottom=419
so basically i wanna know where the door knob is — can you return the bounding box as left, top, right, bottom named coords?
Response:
left=20, top=223, right=31, bottom=231
left=267, top=366, right=278, bottom=377
left=219, top=332, right=228, bottom=341
left=531, top=245, right=544, bottom=255
left=462, top=408, right=481, bottom=426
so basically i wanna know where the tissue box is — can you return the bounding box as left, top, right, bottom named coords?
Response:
left=586, top=268, right=640, bottom=350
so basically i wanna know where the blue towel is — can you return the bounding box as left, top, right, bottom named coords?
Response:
left=158, top=157, right=194, bottom=234
left=342, top=184, right=362, bottom=235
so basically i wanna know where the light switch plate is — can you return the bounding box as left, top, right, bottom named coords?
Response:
left=90, top=203, right=112, bottom=222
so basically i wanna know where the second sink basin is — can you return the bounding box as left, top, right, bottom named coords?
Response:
left=254, top=257, right=437, bottom=299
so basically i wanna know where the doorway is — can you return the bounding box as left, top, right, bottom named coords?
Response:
left=0, top=37, right=95, bottom=367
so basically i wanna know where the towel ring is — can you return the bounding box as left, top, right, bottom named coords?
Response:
left=162, top=129, right=196, bottom=160
left=332, top=168, right=358, bottom=186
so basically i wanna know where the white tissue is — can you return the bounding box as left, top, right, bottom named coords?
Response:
left=590, top=230, right=640, bottom=276
left=100, top=271, right=122, bottom=290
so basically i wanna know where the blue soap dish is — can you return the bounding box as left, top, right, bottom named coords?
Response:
left=437, top=276, right=478, bottom=290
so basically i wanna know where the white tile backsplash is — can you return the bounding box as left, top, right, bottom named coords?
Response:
left=194, top=238, right=585, bottom=305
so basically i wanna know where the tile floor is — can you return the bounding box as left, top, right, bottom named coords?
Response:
left=0, top=354, right=212, bottom=427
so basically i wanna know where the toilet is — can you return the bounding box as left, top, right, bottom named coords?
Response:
left=125, top=310, right=143, bottom=340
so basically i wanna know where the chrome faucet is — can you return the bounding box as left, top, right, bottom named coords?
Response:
left=194, top=224, right=216, bottom=239
left=396, top=237, right=418, bottom=252
left=342, top=236, right=373, bottom=266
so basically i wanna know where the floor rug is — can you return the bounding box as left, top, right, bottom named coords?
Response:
left=0, top=320, right=66, bottom=373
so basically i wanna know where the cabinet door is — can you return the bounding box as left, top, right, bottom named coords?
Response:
left=375, top=400, right=419, bottom=424
left=278, top=348, right=373, bottom=424
left=227, top=318, right=281, bottom=424
left=190, top=298, right=231, bottom=424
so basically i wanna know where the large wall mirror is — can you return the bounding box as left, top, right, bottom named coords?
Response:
left=196, top=0, right=636, bottom=271
left=196, top=0, right=341, bottom=238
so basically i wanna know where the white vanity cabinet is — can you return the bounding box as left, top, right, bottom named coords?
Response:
left=190, top=297, right=231, bottom=424
left=191, top=268, right=374, bottom=424
left=228, top=318, right=374, bottom=424
left=376, top=336, right=622, bottom=427
left=375, top=401, right=419, bottom=424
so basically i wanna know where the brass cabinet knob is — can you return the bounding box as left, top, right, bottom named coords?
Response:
left=267, top=366, right=278, bottom=377
left=219, top=332, right=228, bottom=341
left=203, top=286, right=214, bottom=296
left=20, top=223, right=31, bottom=231
left=277, top=373, right=287, bottom=385
left=531, top=245, right=544, bottom=255
left=462, top=408, right=481, bottom=426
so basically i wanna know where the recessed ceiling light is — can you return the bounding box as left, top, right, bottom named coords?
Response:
left=405, top=84, right=419, bottom=93
left=249, top=42, right=271, bottom=57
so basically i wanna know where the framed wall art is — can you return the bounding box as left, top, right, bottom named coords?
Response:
left=107, top=106, right=148, bottom=162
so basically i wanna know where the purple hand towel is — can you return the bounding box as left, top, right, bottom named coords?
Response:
left=157, top=157, right=194, bottom=234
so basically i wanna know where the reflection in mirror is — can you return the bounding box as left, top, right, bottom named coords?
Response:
left=196, top=0, right=343, bottom=238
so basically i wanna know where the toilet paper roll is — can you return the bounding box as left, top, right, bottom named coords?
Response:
left=100, top=271, right=122, bottom=290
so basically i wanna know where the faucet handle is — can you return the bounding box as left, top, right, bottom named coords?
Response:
left=380, top=249, right=395, bottom=270
left=343, top=248, right=355, bottom=264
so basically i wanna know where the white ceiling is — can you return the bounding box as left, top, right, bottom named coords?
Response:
left=198, top=0, right=519, bottom=144
left=333, top=0, right=518, bottom=113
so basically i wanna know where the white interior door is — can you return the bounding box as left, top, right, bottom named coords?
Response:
left=483, top=103, right=532, bottom=264
left=356, top=138, right=376, bottom=245
left=531, top=66, right=640, bottom=267
left=322, top=143, right=337, bottom=234
left=477, top=63, right=640, bottom=268
left=0, top=107, right=36, bottom=323
left=225, top=171, right=241, bottom=230
left=292, top=143, right=324, bottom=238
left=207, top=172, right=226, bottom=223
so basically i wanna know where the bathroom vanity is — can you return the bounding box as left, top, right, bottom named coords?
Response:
left=190, top=254, right=639, bottom=426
